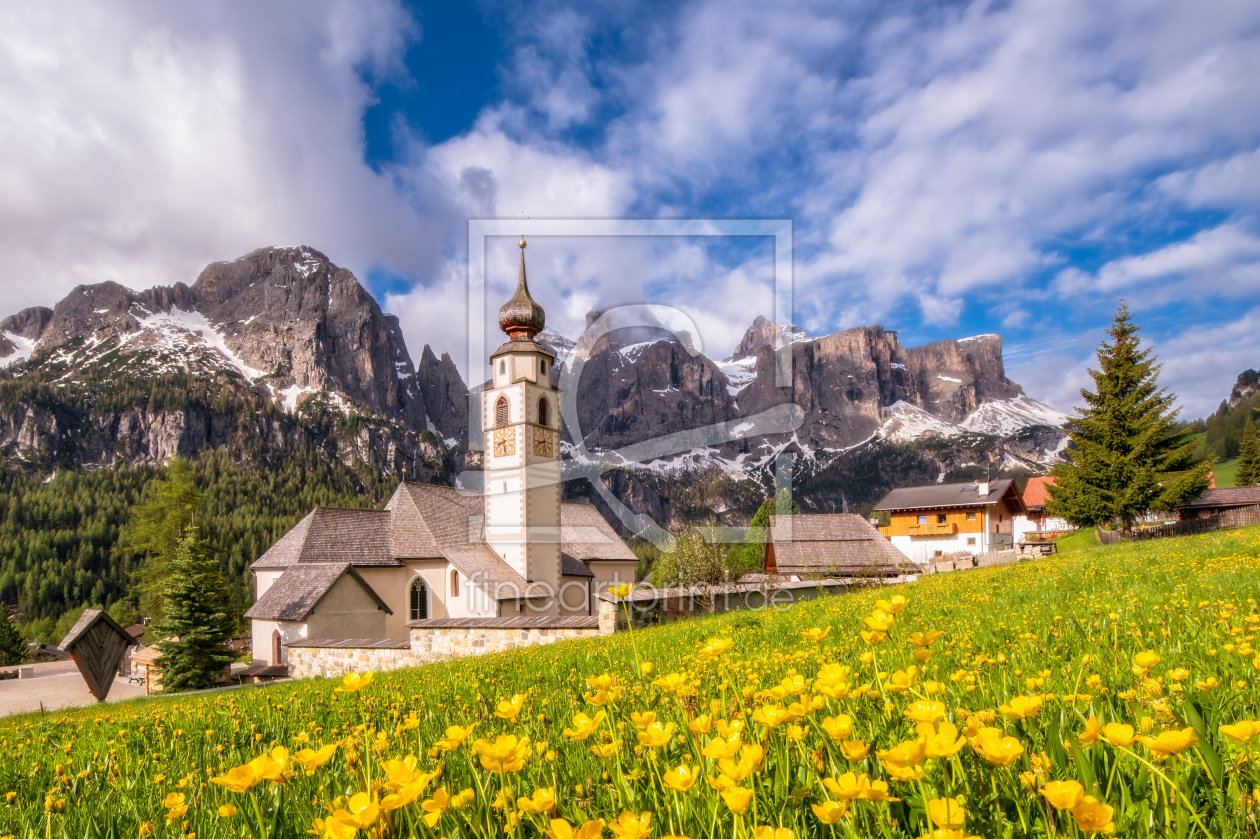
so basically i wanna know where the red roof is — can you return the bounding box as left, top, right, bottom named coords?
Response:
left=1023, top=476, right=1056, bottom=509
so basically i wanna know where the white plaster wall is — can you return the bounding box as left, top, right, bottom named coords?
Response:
left=250, top=619, right=309, bottom=666
left=255, top=570, right=283, bottom=599
left=889, top=534, right=984, bottom=563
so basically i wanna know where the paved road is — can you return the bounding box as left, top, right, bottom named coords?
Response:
left=0, top=669, right=145, bottom=716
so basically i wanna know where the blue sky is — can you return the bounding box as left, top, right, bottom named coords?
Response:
left=1, top=0, right=1259, bottom=417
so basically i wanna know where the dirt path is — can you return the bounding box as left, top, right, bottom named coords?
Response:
left=0, top=671, right=145, bottom=716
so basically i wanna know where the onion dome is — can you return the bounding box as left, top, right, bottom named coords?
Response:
left=498, top=238, right=546, bottom=340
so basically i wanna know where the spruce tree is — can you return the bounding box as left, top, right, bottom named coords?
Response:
left=1237, top=417, right=1259, bottom=486
left=735, top=489, right=797, bottom=573
left=0, top=604, right=25, bottom=666
left=1047, top=303, right=1214, bottom=530
left=152, top=528, right=236, bottom=693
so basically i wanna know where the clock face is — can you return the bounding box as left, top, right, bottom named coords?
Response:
left=493, top=427, right=516, bottom=457
left=532, top=427, right=554, bottom=458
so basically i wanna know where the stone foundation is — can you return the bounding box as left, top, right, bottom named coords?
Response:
left=285, top=617, right=606, bottom=680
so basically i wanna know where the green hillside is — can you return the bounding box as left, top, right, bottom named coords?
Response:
left=2, top=524, right=1257, bottom=837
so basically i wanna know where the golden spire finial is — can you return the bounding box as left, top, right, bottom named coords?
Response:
left=519, top=237, right=527, bottom=249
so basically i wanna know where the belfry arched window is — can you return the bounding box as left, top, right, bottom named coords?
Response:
left=409, top=577, right=429, bottom=621
left=450, top=569, right=460, bottom=597
left=495, top=396, right=509, bottom=427
left=537, top=396, right=549, bottom=428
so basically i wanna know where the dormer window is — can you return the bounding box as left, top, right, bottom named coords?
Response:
left=495, top=396, right=509, bottom=427
left=538, top=397, right=549, bottom=427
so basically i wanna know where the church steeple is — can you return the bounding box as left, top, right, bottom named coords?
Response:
left=498, top=238, right=546, bottom=340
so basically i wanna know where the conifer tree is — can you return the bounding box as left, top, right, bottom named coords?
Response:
left=1047, top=303, right=1214, bottom=530
left=1237, top=417, right=1259, bottom=486
left=151, top=528, right=236, bottom=692
left=736, top=489, right=797, bottom=573
left=0, top=604, right=25, bottom=666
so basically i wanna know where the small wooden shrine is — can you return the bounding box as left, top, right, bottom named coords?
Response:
left=59, top=609, right=138, bottom=702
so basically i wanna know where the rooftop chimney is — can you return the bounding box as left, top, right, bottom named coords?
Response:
left=977, top=480, right=990, bottom=497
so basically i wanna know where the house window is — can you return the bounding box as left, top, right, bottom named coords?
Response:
left=934, top=550, right=943, bottom=557
left=409, top=577, right=429, bottom=621
left=495, top=396, right=509, bottom=427
left=917, top=515, right=927, bottom=525
left=537, top=397, right=549, bottom=427
left=967, top=537, right=976, bottom=546
left=936, top=514, right=947, bottom=524
left=966, top=512, right=976, bottom=521
left=450, top=569, right=459, bottom=597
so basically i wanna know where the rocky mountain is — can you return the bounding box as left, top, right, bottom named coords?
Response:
left=0, top=244, right=1068, bottom=525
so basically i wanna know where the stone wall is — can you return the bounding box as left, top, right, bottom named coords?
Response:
left=931, top=550, right=1019, bottom=574
left=285, top=617, right=606, bottom=679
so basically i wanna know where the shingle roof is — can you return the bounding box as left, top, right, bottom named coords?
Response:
left=872, top=479, right=1024, bottom=513
left=244, top=564, right=393, bottom=621
left=558, top=503, right=639, bottom=561
left=561, top=553, right=595, bottom=578
left=1177, top=486, right=1260, bottom=509
left=441, top=544, right=533, bottom=601
left=768, top=514, right=910, bottom=578
left=60, top=608, right=136, bottom=651
left=1022, top=476, right=1056, bottom=509
left=407, top=616, right=599, bottom=630
left=249, top=508, right=397, bottom=570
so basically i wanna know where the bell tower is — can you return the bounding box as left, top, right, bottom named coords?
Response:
left=483, top=238, right=561, bottom=612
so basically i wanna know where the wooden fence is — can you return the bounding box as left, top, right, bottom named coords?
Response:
left=1097, top=505, right=1260, bottom=544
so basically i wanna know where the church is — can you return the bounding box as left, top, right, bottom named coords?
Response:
left=245, top=240, right=638, bottom=666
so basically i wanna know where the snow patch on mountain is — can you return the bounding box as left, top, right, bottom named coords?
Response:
left=716, top=356, right=758, bottom=396
left=0, top=332, right=36, bottom=368
left=880, top=395, right=1068, bottom=444
left=130, top=308, right=265, bottom=380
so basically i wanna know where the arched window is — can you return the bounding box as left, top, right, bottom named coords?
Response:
left=495, top=396, right=509, bottom=427
left=499, top=360, right=505, bottom=375
left=409, top=577, right=429, bottom=621
left=450, top=569, right=460, bottom=597
left=537, top=396, right=549, bottom=427
left=540, top=360, right=547, bottom=375
left=271, top=630, right=282, bottom=666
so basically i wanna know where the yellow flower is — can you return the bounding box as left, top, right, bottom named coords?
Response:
left=1102, top=723, right=1136, bottom=747
left=688, top=715, right=712, bottom=734
left=1137, top=727, right=1198, bottom=756
left=862, top=779, right=898, bottom=802
left=860, top=630, right=886, bottom=646
left=906, top=630, right=943, bottom=647
left=472, top=735, right=531, bottom=773
left=547, top=818, right=606, bottom=839
left=823, top=772, right=867, bottom=801
left=753, top=704, right=789, bottom=729
left=162, top=792, right=187, bottom=821
left=420, top=788, right=451, bottom=827
left=821, top=715, right=854, bottom=741
left=753, top=827, right=793, bottom=839
left=917, top=721, right=966, bottom=758
left=927, top=797, right=965, bottom=829
left=652, top=673, right=688, bottom=693
left=1041, top=780, right=1085, bottom=810
left=721, top=786, right=754, bottom=814
left=1133, top=650, right=1161, bottom=671
left=1221, top=721, right=1259, bottom=743
left=564, top=712, right=606, bottom=740
left=1070, top=796, right=1115, bottom=833
left=517, top=787, right=556, bottom=815
left=971, top=728, right=1024, bottom=766
left=886, top=666, right=919, bottom=693
left=875, top=595, right=907, bottom=614
left=663, top=764, right=698, bottom=792
left=630, top=711, right=657, bottom=728
left=292, top=744, right=338, bottom=770
left=381, top=755, right=435, bottom=791
left=495, top=694, right=526, bottom=722
left=702, top=736, right=742, bottom=760
left=590, top=741, right=621, bottom=758
left=998, top=695, right=1042, bottom=721
left=878, top=737, right=927, bottom=769
left=210, top=762, right=262, bottom=793
left=636, top=722, right=674, bottom=748
left=839, top=740, right=870, bottom=761
left=811, top=801, right=848, bottom=825
left=700, top=637, right=735, bottom=657
left=332, top=792, right=379, bottom=830
left=217, top=804, right=237, bottom=818
left=1077, top=716, right=1101, bottom=746
left=611, top=583, right=632, bottom=599
left=905, top=700, right=947, bottom=724
left=434, top=724, right=477, bottom=752
left=451, top=788, right=475, bottom=809
left=3, top=792, right=14, bottom=805
left=334, top=672, right=374, bottom=693
left=864, top=611, right=895, bottom=632
left=608, top=810, right=653, bottom=839
left=640, top=662, right=654, bottom=675
left=802, top=626, right=832, bottom=642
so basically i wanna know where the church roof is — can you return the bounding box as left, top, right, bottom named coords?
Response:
left=244, top=563, right=392, bottom=622
left=768, top=514, right=911, bottom=578
left=248, top=483, right=635, bottom=607
left=251, top=508, right=397, bottom=569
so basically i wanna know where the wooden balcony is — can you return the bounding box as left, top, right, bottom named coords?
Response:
left=909, top=522, right=957, bottom=535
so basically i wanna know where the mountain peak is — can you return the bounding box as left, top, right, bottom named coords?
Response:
left=726, top=316, right=808, bottom=362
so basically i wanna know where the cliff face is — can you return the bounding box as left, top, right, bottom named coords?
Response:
left=0, top=244, right=1068, bottom=521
